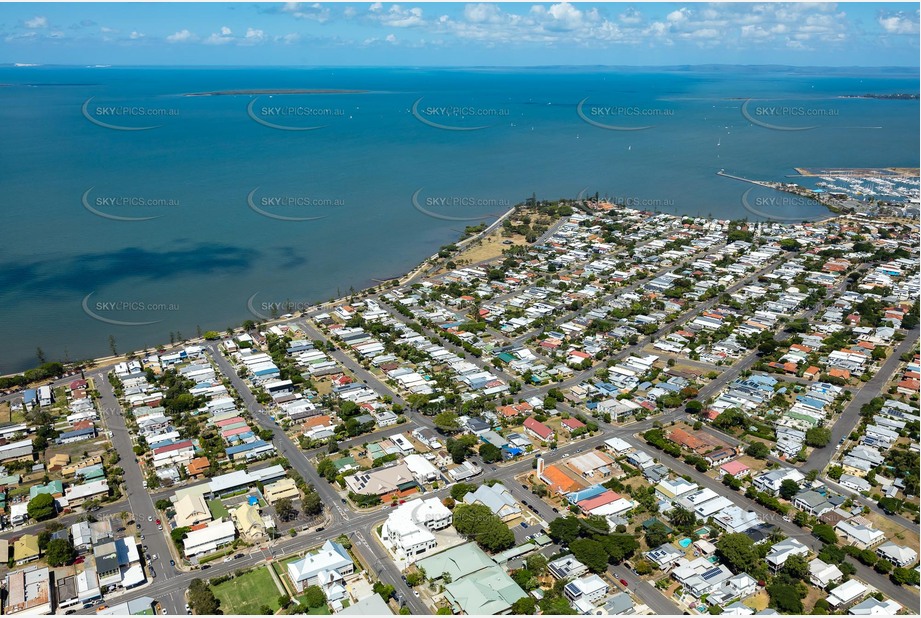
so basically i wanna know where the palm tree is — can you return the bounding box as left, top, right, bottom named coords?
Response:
left=669, top=506, right=696, bottom=529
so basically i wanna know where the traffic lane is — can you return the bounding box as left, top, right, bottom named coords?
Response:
left=97, top=378, right=176, bottom=584
left=608, top=564, right=682, bottom=615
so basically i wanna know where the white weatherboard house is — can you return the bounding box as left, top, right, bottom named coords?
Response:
left=380, top=498, right=452, bottom=563
left=287, top=540, right=354, bottom=598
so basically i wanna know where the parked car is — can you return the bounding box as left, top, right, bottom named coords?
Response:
left=170, top=560, right=176, bottom=567
left=619, top=579, right=628, bottom=587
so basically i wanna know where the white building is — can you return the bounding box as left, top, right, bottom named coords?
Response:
left=287, top=540, right=354, bottom=597
left=380, top=498, right=452, bottom=563
left=563, top=574, right=609, bottom=606
left=182, top=520, right=236, bottom=557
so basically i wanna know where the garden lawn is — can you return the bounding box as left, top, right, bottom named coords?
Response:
left=207, top=499, right=229, bottom=520
left=211, top=566, right=281, bottom=615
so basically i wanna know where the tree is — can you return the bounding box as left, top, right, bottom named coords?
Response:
left=645, top=521, right=671, bottom=548
left=511, top=568, right=537, bottom=591
left=782, top=554, right=809, bottom=580
left=27, top=493, right=56, bottom=521
left=779, top=479, right=801, bottom=501
left=805, top=427, right=831, bottom=448
left=716, top=533, right=759, bottom=574
left=433, top=411, right=461, bottom=434
left=450, top=483, right=477, bottom=501
left=45, top=538, right=75, bottom=566
left=548, top=516, right=582, bottom=545
left=452, top=504, right=514, bottom=552
left=811, top=524, right=837, bottom=545
left=767, top=582, right=803, bottom=614
left=304, top=585, right=326, bottom=608
left=510, top=597, right=537, bottom=614
left=373, top=582, right=396, bottom=601
left=478, top=443, right=503, bottom=464
left=597, top=534, right=639, bottom=564
left=570, top=538, right=609, bottom=573
left=745, top=441, right=770, bottom=459
left=686, top=400, right=703, bottom=414
left=891, top=567, right=921, bottom=586
left=273, top=497, right=296, bottom=521
left=155, top=499, right=172, bottom=511
left=302, top=488, right=322, bottom=516
left=447, top=435, right=477, bottom=464
left=827, top=465, right=843, bottom=481
left=525, top=554, right=548, bottom=575
left=669, top=506, right=696, bottom=529
left=188, top=578, right=221, bottom=614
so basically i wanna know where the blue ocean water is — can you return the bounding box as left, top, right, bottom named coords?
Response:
left=0, top=66, right=917, bottom=372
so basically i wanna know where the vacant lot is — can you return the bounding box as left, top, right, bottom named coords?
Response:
left=211, top=566, right=281, bottom=615
left=207, top=499, right=229, bottom=520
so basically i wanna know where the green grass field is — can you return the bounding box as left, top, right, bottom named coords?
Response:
left=211, top=566, right=281, bottom=615
left=207, top=499, right=229, bottom=520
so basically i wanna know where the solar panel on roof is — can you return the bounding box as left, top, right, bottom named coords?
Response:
left=702, top=567, right=724, bottom=580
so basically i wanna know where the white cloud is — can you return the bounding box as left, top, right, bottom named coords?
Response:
left=379, top=5, right=424, bottom=28
left=24, top=16, right=47, bottom=29
left=204, top=26, right=234, bottom=45
left=280, top=2, right=330, bottom=23
left=240, top=28, right=266, bottom=45
left=369, top=2, right=383, bottom=12
left=878, top=13, right=919, bottom=35
left=619, top=8, right=642, bottom=25
left=166, top=29, right=195, bottom=43
left=385, top=33, right=397, bottom=42
left=129, top=31, right=144, bottom=40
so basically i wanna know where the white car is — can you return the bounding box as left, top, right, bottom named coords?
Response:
left=413, top=590, right=420, bottom=598
left=148, top=516, right=153, bottom=522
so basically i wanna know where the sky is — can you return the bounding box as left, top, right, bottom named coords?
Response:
left=1, top=2, right=919, bottom=67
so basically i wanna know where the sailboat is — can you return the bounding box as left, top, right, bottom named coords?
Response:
left=717, top=137, right=721, bottom=147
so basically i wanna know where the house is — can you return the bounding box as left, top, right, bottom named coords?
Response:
left=765, top=538, right=809, bottom=571
left=185, top=457, right=211, bottom=477
left=827, top=579, right=868, bottom=608
left=753, top=469, right=805, bottom=496
left=539, top=463, right=586, bottom=495
left=523, top=417, right=554, bottom=442
left=705, top=448, right=736, bottom=467
left=338, top=594, right=393, bottom=616
left=344, top=463, right=417, bottom=499
left=713, top=506, right=762, bottom=534
left=564, top=574, right=609, bottom=606
left=4, top=567, right=52, bottom=615
left=836, top=519, right=885, bottom=549
left=63, top=480, right=109, bottom=507
left=264, top=478, right=299, bottom=504
left=848, top=598, right=903, bottom=615
left=561, top=417, right=586, bottom=434
left=13, top=535, right=40, bottom=565
left=645, top=543, right=685, bottom=569
left=380, top=498, right=452, bottom=562
left=707, top=573, right=758, bottom=607
left=462, top=483, right=521, bottom=521
left=174, top=494, right=213, bottom=529
left=182, top=520, right=236, bottom=557
left=287, top=540, right=354, bottom=597
left=876, top=542, right=918, bottom=568
left=672, top=556, right=733, bottom=598
left=654, top=478, right=698, bottom=502
left=232, top=504, right=268, bottom=541
left=548, top=554, right=589, bottom=580
left=793, top=490, right=834, bottom=517
left=719, top=460, right=750, bottom=478
left=808, top=558, right=843, bottom=588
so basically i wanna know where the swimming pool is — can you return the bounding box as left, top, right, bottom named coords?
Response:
left=678, top=537, right=692, bottom=548
left=694, top=526, right=711, bottom=537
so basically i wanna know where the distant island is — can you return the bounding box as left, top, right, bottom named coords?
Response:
left=840, top=93, right=919, bottom=100
left=184, top=88, right=367, bottom=96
